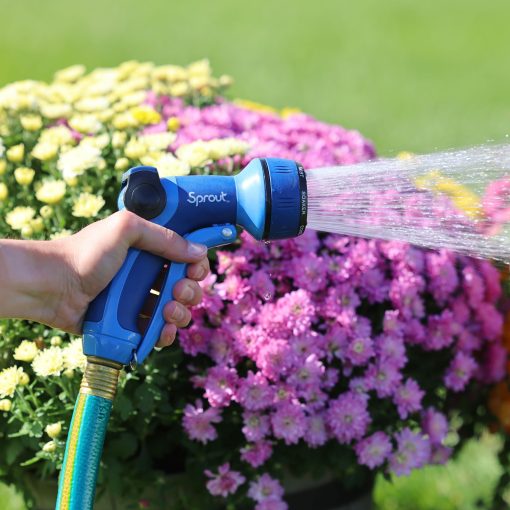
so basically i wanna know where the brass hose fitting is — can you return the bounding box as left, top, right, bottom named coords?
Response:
left=80, top=357, right=122, bottom=401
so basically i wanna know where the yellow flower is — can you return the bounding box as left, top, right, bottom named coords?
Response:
left=42, top=441, right=57, bottom=453
left=124, top=139, right=147, bottom=160
left=169, top=82, right=189, bottom=97
left=20, top=114, right=43, bottom=131
left=167, top=117, right=180, bottom=132
left=0, top=159, right=6, bottom=175
left=50, top=229, right=73, bottom=239
left=74, top=96, right=110, bottom=113
left=54, top=64, right=86, bottom=83
left=0, top=183, right=8, bottom=201
left=13, top=340, right=38, bottom=362
left=39, top=125, right=74, bottom=146
left=72, top=192, right=105, bottom=218
left=234, top=99, right=277, bottom=115
left=187, top=59, right=211, bottom=79
left=175, top=141, right=211, bottom=167
left=139, top=132, right=176, bottom=152
left=69, top=114, right=102, bottom=134
left=81, top=133, right=110, bottom=150
left=6, top=143, right=24, bottom=163
left=32, top=142, right=58, bottom=161
left=36, top=179, right=67, bottom=204
left=50, top=336, right=62, bottom=346
left=112, top=112, right=138, bottom=130
left=397, top=151, right=415, bottom=160
left=31, top=347, right=64, bottom=376
left=57, top=144, right=102, bottom=181
left=112, top=131, right=127, bottom=148
left=63, top=339, right=87, bottom=371
left=40, top=205, right=53, bottom=218
left=63, top=368, right=75, bottom=379
left=0, top=399, right=12, bottom=412
left=130, top=106, right=161, bottom=125
left=21, top=224, right=33, bottom=238
left=280, top=107, right=301, bottom=118
left=0, top=366, right=25, bottom=398
left=6, top=206, right=35, bottom=230
left=14, top=167, right=35, bottom=186
left=40, top=103, right=73, bottom=119
left=143, top=153, right=190, bottom=177
left=18, top=372, right=29, bottom=386
left=45, top=422, right=62, bottom=438
left=218, top=75, right=234, bottom=88
left=115, top=158, right=129, bottom=171
left=30, top=217, right=44, bottom=234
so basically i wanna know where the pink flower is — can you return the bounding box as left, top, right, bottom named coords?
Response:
left=178, top=324, right=209, bottom=356
left=242, top=411, right=271, bottom=442
left=205, top=463, right=245, bottom=497
left=327, top=392, right=371, bottom=444
left=421, top=408, right=448, bottom=445
left=248, top=473, right=285, bottom=503
left=355, top=432, right=392, bottom=468
left=240, top=440, right=273, bottom=467
left=236, top=371, right=275, bottom=411
left=393, top=378, right=424, bottom=419
left=444, top=352, right=477, bottom=392
left=271, top=402, right=307, bottom=445
left=305, top=413, right=328, bottom=447
left=183, top=400, right=222, bottom=443
left=204, top=365, right=238, bottom=407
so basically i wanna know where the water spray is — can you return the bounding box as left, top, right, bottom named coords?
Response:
left=56, top=146, right=510, bottom=508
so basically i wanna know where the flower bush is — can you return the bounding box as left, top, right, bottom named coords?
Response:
left=0, top=60, right=506, bottom=509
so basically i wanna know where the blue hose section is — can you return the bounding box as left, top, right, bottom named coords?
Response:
left=56, top=393, right=113, bottom=510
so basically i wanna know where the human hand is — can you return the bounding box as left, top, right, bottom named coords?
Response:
left=0, top=211, right=209, bottom=348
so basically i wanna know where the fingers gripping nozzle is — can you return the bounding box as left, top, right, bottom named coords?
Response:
left=82, top=158, right=307, bottom=367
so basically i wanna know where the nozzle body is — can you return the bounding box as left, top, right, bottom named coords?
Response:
left=82, top=158, right=307, bottom=365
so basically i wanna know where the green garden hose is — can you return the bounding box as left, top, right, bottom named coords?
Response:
left=56, top=358, right=121, bottom=510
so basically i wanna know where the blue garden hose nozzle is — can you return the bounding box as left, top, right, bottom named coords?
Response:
left=82, top=158, right=308, bottom=367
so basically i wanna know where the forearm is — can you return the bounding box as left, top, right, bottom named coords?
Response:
left=0, top=239, right=70, bottom=325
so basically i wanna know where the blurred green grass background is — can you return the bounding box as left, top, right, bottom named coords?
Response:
left=1, top=0, right=510, bottom=508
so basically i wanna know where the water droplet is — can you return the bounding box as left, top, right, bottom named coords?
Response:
left=263, top=292, right=272, bottom=301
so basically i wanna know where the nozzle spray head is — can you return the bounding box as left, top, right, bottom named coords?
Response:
left=235, top=158, right=308, bottom=240
left=83, top=158, right=307, bottom=366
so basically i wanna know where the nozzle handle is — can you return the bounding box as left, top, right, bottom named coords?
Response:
left=135, top=224, right=237, bottom=364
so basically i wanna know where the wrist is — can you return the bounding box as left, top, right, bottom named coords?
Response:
left=0, top=239, right=85, bottom=331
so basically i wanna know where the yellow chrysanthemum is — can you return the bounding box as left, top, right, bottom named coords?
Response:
left=0, top=183, right=8, bottom=201
left=0, top=366, right=25, bottom=398
left=42, top=441, right=57, bottom=453
left=69, top=114, right=102, bottom=134
left=32, top=142, right=58, bottom=161
left=57, top=144, right=102, bottom=181
left=14, top=167, right=35, bottom=186
left=175, top=141, right=211, bottom=167
left=31, top=347, right=64, bottom=377
left=114, top=158, right=130, bottom=171
left=124, top=139, right=147, bottom=160
left=139, top=132, right=176, bottom=152
left=39, top=125, right=74, bottom=147
left=20, top=114, right=43, bottom=131
left=234, top=98, right=277, bottom=115
left=40, top=103, right=73, bottom=119
left=0, top=399, right=12, bottom=412
left=141, top=153, right=190, bottom=177
left=112, top=131, right=127, bottom=148
left=13, top=340, right=39, bottom=362
left=35, top=180, right=67, bottom=204
left=63, top=339, right=87, bottom=371
left=45, top=422, right=62, bottom=439
left=40, top=205, right=53, bottom=218
left=54, top=64, right=86, bottom=83
left=30, top=217, right=44, bottom=234
left=6, top=143, right=24, bottom=163
left=167, top=117, right=180, bottom=132
left=130, top=106, right=161, bottom=125
left=6, top=206, right=36, bottom=230
left=72, top=192, right=105, bottom=218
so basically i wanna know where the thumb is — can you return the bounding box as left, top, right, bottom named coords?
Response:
left=116, top=211, right=208, bottom=263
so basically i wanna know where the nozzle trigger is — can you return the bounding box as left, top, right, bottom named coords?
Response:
left=134, top=224, right=237, bottom=364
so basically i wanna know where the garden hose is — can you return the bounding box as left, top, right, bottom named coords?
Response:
left=56, top=358, right=121, bottom=510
